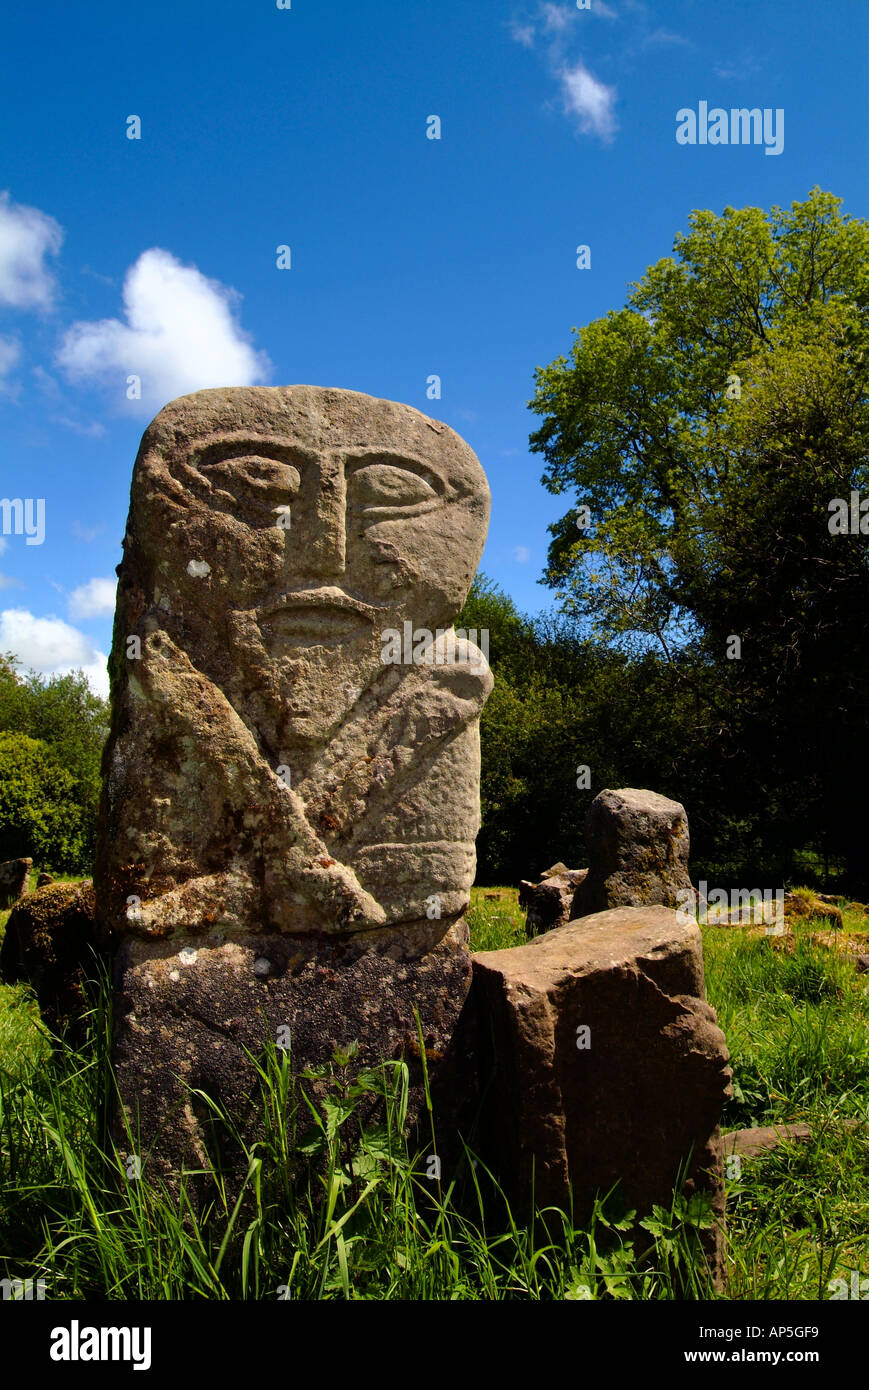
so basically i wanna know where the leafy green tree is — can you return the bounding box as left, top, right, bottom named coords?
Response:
left=529, top=188, right=869, bottom=890
left=458, top=577, right=734, bottom=885
left=0, top=655, right=108, bottom=872
left=0, top=732, right=86, bottom=871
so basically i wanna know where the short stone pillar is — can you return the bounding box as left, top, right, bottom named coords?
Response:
left=0, top=857, right=32, bottom=909
left=0, top=881, right=97, bottom=1045
left=472, top=905, right=732, bottom=1283
left=571, top=788, right=693, bottom=918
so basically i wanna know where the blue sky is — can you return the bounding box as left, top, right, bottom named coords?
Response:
left=1, top=0, right=866, bottom=697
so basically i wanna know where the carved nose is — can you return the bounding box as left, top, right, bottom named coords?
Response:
left=303, top=465, right=346, bottom=578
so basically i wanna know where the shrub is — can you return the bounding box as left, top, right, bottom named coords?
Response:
left=0, top=732, right=87, bottom=872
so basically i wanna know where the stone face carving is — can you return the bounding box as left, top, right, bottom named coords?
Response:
left=95, top=386, right=492, bottom=1181
left=97, top=386, right=491, bottom=945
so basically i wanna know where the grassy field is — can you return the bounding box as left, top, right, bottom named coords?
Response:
left=0, top=882, right=866, bottom=1300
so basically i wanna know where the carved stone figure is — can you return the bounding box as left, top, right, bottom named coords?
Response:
left=96, top=386, right=491, bottom=1180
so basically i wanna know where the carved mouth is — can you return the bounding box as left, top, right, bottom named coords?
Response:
left=259, top=588, right=379, bottom=649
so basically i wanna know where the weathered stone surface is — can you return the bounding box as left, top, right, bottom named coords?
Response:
left=571, top=789, right=692, bottom=918
left=95, top=386, right=492, bottom=1178
left=519, top=864, right=587, bottom=936
left=472, top=906, right=732, bottom=1280
left=0, top=857, right=31, bottom=909
left=36, top=872, right=55, bottom=888
left=114, top=921, right=472, bottom=1185
left=784, top=891, right=844, bottom=928
left=0, top=881, right=99, bottom=1044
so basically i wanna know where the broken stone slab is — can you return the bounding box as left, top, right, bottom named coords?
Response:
left=723, top=1124, right=812, bottom=1158
left=571, top=789, right=692, bottom=918
left=724, top=1119, right=861, bottom=1159
left=95, top=385, right=492, bottom=1183
left=0, top=857, right=32, bottom=910
left=0, top=880, right=99, bottom=1045
left=518, top=865, right=587, bottom=936
left=471, top=905, right=732, bottom=1283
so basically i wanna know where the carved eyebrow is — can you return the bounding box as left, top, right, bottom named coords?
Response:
left=343, top=451, right=446, bottom=489
left=343, top=450, right=428, bottom=466
left=183, top=436, right=321, bottom=468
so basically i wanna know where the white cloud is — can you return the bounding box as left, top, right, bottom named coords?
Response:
left=513, top=4, right=620, bottom=136
left=0, top=608, right=109, bottom=697
left=513, top=545, right=531, bottom=564
left=0, top=192, right=63, bottom=310
left=55, top=416, right=107, bottom=438
left=559, top=60, right=618, bottom=139
left=57, top=247, right=271, bottom=411
left=32, top=364, right=61, bottom=397
left=714, top=55, right=761, bottom=80
left=0, top=572, right=22, bottom=589
left=76, top=657, right=110, bottom=700
left=644, top=28, right=691, bottom=46
left=541, top=2, right=571, bottom=32
left=71, top=519, right=105, bottom=542
left=68, top=576, right=117, bottom=620
left=510, top=21, right=536, bottom=47
left=0, top=537, right=7, bottom=555
left=0, top=334, right=21, bottom=385
left=80, top=264, right=116, bottom=287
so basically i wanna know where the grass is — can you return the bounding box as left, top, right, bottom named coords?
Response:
left=465, top=886, right=869, bottom=1299
left=702, top=916, right=869, bottom=1298
left=465, top=886, right=526, bottom=952
left=0, top=1012, right=718, bottom=1301
left=0, top=880, right=51, bottom=1085
left=0, top=883, right=865, bottom=1300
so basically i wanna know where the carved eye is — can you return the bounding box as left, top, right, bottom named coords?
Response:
left=350, top=464, right=437, bottom=514
left=196, top=455, right=301, bottom=498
